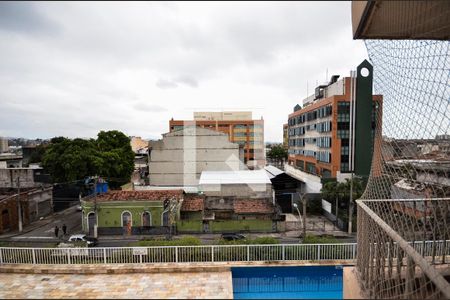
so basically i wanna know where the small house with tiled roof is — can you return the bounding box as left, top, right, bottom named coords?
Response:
left=81, top=190, right=184, bottom=236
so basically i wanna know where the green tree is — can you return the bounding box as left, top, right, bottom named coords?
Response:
left=96, top=130, right=135, bottom=186
left=42, top=130, right=134, bottom=185
left=267, top=145, right=288, bottom=161
left=28, top=143, right=49, bottom=164
left=321, top=178, right=364, bottom=219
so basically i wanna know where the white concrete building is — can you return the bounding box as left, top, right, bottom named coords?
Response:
left=0, top=137, right=8, bottom=153
left=148, top=127, right=244, bottom=186
left=199, top=170, right=272, bottom=198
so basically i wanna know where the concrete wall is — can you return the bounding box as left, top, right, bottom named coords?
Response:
left=204, top=197, right=234, bottom=211
left=177, top=220, right=203, bottom=232
left=27, top=187, right=53, bottom=221
left=417, top=173, right=450, bottom=186
left=149, top=128, right=241, bottom=186
left=0, top=168, right=38, bottom=188
left=0, top=138, right=8, bottom=153
left=0, top=196, right=30, bottom=233
left=209, top=220, right=273, bottom=232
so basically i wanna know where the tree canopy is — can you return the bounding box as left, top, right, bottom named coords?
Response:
left=266, top=144, right=288, bottom=161
left=321, top=178, right=364, bottom=204
left=42, top=130, right=134, bottom=185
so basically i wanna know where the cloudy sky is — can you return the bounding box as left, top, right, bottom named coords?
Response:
left=0, top=1, right=367, bottom=142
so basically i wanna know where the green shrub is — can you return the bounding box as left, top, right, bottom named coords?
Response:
left=302, top=234, right=339, bottom=244
left=131, top=236, right=201, bottom=247
left=215, top=236, right=279, bottom=245
left=250, top=237, right=279, bottom=244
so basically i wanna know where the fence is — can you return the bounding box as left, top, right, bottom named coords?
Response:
left=1, top=239, right=448, bottom=266
left=357, top=199, right=450, bottom=299
left=0, top=243, right=357, bottom=265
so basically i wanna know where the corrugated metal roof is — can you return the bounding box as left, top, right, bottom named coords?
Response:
left=199, top=170, right=271, bottom=185
left=264, top=165, right=284, bottom=179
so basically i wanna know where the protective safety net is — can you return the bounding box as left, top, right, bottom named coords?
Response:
left=355, top=40, right=450, bottom=299
left=362, top=39, right=449, bottom=201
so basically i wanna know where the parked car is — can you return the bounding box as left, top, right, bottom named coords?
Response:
left=221, top=233, right=246, bottom=241
left=67, top=234, right=98, bottom=247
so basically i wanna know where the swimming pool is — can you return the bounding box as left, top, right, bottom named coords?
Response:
left=231, top=266, right=343, bottom=299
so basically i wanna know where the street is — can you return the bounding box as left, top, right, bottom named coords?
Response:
left=0, top=206, right=355, bottom=247
left=0, top=205, right=82, bottom=247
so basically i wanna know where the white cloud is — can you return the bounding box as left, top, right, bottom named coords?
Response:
left=0, top=1, right=367, bottom=142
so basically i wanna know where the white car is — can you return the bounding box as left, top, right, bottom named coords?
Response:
left=67, top=234, right=98, bottom=247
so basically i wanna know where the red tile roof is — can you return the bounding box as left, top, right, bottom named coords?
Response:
left=233, top=200, right=274, bottom=214
left=93, top=190, right=184, bottom=202
left=181, top=195, right=204, bottom=212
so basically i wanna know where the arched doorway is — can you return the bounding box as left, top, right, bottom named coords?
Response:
left=2, top=209, right=10, bottom=232
left=121, top=211, right=132, bottom=235
left=142, top=211, right=151, bottom=227
left=87, top=212, right=96, bottom=236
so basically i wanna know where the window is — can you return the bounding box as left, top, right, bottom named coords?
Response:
left=306, top=162, right=316, bottom=174
left=341, top=146, right=349, bottom=155
left=142, top=211, right=151, bottom=227
left=322, top=169, right=332, bottom=178
left=121, top=211, right=132, bottom=227
left=296, top=160, right=304, bottom=170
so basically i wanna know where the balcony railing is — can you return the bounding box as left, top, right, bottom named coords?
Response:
left=0, top=243, right=357, bottom=265
left=356, top=198, right=450, bottom=299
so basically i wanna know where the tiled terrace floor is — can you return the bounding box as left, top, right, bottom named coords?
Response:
left=0, top=272, right=233, bottom=299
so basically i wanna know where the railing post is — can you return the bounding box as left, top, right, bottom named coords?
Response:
left=67, top=249, right=71, bottom=265
left=211, top=246, right=214, bottom=262
left=317, top=245, right=321, bottom=260
left=0, top=248, right=3, bottom=264
left=103, top=248, right=107, bottom=264
left=175, top=246, right=178, bottom=263
left=247, top=245, right=250, bottom=261
left=282, top=245, right=285, bottom=261
left=352, top=243, right=356, bottom=259
left=32, top=248, right=36, bottom=264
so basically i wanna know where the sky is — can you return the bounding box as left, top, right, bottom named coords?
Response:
left=0, top=1, right=368, bottom=142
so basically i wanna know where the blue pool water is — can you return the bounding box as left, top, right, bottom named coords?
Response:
left=231, top=266, right=343, bottom=299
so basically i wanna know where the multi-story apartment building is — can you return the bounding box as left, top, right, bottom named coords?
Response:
left=283, top=124, right=288, bottom=149
left=169, top=111, right=265, bottom=168
left=287, top=68, right=382, bottom=184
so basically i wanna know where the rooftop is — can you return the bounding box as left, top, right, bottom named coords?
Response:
left=90, top=190, right=184, bottom=202
left=181, top=195, right=204, bottom=212
left=199, top=170, right=271, bottom=185
left=264, top=165, right=284, bottom=179
left=233, top=199, right=274, bottom=214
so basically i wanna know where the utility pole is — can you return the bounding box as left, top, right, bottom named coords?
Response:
left=16, top=177, right=23, bottom=232
left=93, top=177, right=98, bottom=237
left=335, top=195, right=339, bottom=230
left=302, top=195, right=307, bottom=239
left=348, top=173, right=354, bottom=234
